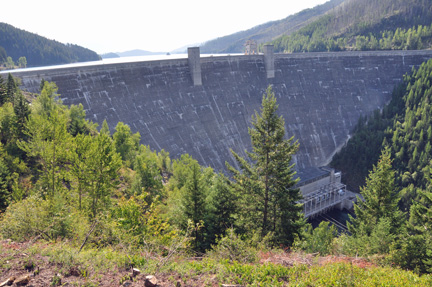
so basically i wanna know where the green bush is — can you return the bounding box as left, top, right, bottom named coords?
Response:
left=0, top=195, right=50, bottom=241
left=295, top=222, right=337, bottom=255
left=207, top=228, right=259, bottom=263
left=0, top=194, right=90, bottom=243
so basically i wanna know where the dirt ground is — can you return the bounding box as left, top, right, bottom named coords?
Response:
left=0, top=240, right=375, bottom=287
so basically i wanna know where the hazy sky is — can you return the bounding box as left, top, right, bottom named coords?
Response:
left=2, top=0, right=329, bottom=54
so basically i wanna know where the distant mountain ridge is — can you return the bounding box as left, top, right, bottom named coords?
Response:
left=117, top=49, right=166, bottom=57
left=0, top=22, right=100, bottom=67
left=101, top=49, right=169, bottom=59
left=200, top=0, right=345, bottom=53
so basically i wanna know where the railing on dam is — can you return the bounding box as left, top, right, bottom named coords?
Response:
left=299, top=182, right=347, bottom=218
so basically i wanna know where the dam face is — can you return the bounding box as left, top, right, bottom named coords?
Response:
left=7, top=49, right=432, bottom=171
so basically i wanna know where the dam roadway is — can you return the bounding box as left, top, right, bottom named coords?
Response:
left=4, top=47, right=432, bottom=172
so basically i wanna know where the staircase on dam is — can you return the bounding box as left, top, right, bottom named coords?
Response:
left=2, top=47, right=432, bottom=173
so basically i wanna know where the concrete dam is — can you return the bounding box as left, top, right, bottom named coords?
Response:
left=7, top=47, right=432, bottom=172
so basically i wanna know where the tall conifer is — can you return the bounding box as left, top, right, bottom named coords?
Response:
left=348, top=146, right=404, bottom=236
left=227, top=86, right=303, bottom=246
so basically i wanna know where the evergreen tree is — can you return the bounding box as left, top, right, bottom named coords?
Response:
left=156, top=149, right=172, bottom=178
left=395, top=171, right=432, bottom=273
left=0, top=76, right=7, bottom=106
left=13, top=90, right=30, bottom=140
left=227, top=86, right=303, bottom=246
left=33, top=81, right=62, bottom=117
left=100, top=119, right=110, bottom=135
left=205, top=173, right=237, bottom=247
left=6, top=73, right=16, bottom=103
left=0, top=144, right=10, bottom=210
left=181, top=160, right=207, bottom=251
left=0, top=103, right=15, bottom=147
left=39, top=79, right=46, bottom=92
left=348, top=147, right=404, bottom=237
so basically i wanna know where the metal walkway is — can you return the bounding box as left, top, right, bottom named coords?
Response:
left=299, top=182, right=347, bottom=218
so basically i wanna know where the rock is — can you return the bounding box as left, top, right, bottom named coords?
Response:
left=123, top=281, right=132, bottom=287
left=0, top=276, right=15, bottom=287
left=144, top=275, right=158, bottom=287
left=132, top=268, right=140, bottom=277
left=14, top=275, right=30, bottom=286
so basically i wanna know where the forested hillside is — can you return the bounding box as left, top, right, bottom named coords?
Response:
left=331, top=59, right=432, bottom=197
left=0, top=23, right=100, bottom=68
left=330, top=58, right=432, bottom=273
left=199, top=0, right=345, bottom=53
left=271, top=0, right=432, bottom=52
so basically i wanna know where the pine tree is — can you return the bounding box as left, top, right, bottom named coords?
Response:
left=100, top=119, right=110, bottom=135
left=227, top=86, right=303, bottom=246
left=181, top=160, right=207, bottom=251
left=394, top=166, right=432, bottom=273
left=0, top=76, right=7, bottom=106
left=6, top=73, right=16, bottom=103
left=348, top=147, right=404, bottom=237
left=13, top=90, right=30, bottom=140
left=0, top=144, right=10, bottom=211
left=205, top=173, right=237, bottom=247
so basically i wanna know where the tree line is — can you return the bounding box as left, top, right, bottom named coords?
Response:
left=0, top=22, right=100, bottom=68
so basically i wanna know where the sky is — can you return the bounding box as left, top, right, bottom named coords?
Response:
left=2, top=0, right=329, bottom=54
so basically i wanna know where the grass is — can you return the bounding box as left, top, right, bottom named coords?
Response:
left=1, top=240, right=432, bottom=286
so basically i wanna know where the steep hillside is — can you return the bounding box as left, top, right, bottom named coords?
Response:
left=0, top=23, right=100, bottom=67
left=199, top=0, right=345, bottom=53
left=331, top=58, right=432, bottom=199
left=271, top=0, right=432, bottom=52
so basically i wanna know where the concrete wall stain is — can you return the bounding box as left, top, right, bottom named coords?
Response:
left=7, top=49, right=432, bottom=171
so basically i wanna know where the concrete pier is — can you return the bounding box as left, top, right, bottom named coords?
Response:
left=263, top=45, right=275, bottom=78
left=188, top=47, right=202, bottom=86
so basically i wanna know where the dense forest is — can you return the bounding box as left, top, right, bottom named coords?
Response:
left=270, top=0, right=432, bottom=52
left=0, top=23, right=100, bottom=68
